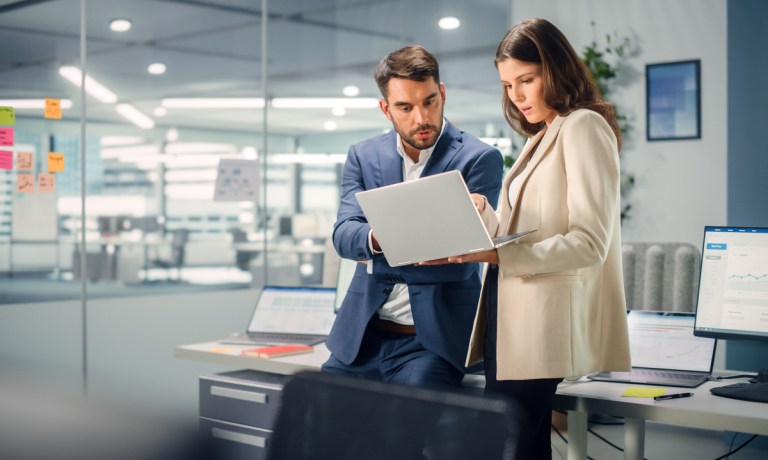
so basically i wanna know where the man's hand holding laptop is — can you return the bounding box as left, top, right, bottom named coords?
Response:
left=418, top=193, right=500, bottom=266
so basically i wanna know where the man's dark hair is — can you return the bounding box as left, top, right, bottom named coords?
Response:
left=374, top=45, right=440, bottom=99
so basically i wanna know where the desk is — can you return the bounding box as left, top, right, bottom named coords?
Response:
left=176, top=342, right=768, bottom=460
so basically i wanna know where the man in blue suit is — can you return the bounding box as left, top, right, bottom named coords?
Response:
left=322, top=45, right=503, bottom=388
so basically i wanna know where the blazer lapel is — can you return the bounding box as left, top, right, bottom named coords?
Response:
left=500, top=115, right=565, bottom=232
left=378, top=131, right=404, bottom=186
left=421, top=121, right=462, bottom=177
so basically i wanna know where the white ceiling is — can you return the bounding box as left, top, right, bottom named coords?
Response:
left=0, top=0, right=510, bottom=136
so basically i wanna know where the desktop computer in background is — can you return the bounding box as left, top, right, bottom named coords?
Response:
left=693, top=226, right=768, bottom=402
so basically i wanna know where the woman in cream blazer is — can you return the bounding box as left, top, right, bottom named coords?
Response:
left=423, top=19, right=631, bottom=459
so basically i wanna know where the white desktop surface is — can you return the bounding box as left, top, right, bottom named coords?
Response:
left=175, top=341, right=767, bottom=460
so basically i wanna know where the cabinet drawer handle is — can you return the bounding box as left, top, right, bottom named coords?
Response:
left=211, top=386, right=267, bottom=404
left=211, top=427, right=266, bottom=448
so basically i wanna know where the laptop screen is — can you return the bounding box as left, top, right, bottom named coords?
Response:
left=628, top=310, right=716, bottom=372
left=247, top=286, right=336, bottom=335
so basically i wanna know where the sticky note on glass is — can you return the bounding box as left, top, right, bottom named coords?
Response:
left=17, top=151, right=33, bottom=171
left=44, top=98, right=62, bottom=119
left=48, top=152, right=64, bottom=172
left=0, top=106, right=15, bottom=125
left=0, top=127, right=13, bottom=146
left=38, top=173, right=56, bottom=192
left=17, top=174, right=34, bottom=193
left=0, top=150, right=12, bottom=170
left=622, top=387, right=666, bottom=398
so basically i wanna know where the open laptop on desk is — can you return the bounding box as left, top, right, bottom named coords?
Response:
left=220, top=286, right=336, bottom=346
left=590, top=310, right=717, bottom=388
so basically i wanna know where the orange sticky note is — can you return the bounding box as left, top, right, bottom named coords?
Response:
left=17, top=151, right=33, bottom=171
left=17, top=174, right=34, bottom=193
left=38, top=173, right=56, bottom=192
left=44, top=98, right=62, bottom=119
left=48, top=152, right=64, bottom=172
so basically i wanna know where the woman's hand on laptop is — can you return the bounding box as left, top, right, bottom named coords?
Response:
left=470, top=193, right=487, bottom=214
left=417, top=248, right=499, bottom=266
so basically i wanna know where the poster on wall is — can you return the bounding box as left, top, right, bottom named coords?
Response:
left=213, top=159, right=260, bottom=201
left=646, top=59, right=701, bottom=141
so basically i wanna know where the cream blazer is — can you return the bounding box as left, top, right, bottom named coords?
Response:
left=466, top=109, right=631, bottom=380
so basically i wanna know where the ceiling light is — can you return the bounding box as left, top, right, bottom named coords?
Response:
left=110, top=19, right=132, bottom=32
left=438, top=16, right=461, bottom=30
left=59, top=66, right=118, bottom=103
left=342, top=85, right=360, bottom=97
left=323, top=121, right=337, bottom=131
left=0, top=99, right=73, bottom=109
left=165, top=128, right=179, bottom=142
left=164, top=142, right=236, bottom=154
left=271, top=153, right=347, bottom=165
left=153, top=106, right=167, bottom=117
left=271, top=97, right=378, bottom=109
left=116, top=103, right=155, bottom=129
left=147, top=63, right=166, bottom=75
left=161, top=98, right=265, bottom=108
left=241, top=146, right=258, bottom=159
left=331, top=107, right=346, bottom=117
left=100, top=136, right=146, bottom=147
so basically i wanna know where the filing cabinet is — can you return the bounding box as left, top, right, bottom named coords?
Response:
left=199, top=369, right=288, bottom=460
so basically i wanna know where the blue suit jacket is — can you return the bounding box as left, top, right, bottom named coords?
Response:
left=327, top=122, right=503, bottom=371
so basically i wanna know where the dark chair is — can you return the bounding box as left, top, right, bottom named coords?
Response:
left=229, top=228, right=259, bottom=271
left=150, top=229, right=189, bottom=282
left=267, top=371, right=519, bottom=460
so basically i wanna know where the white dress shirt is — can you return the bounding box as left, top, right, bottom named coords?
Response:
left=369, top=120, right=447, bottom=325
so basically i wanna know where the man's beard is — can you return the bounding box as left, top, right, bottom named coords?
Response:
left=394, top=112, right=443, bottom=152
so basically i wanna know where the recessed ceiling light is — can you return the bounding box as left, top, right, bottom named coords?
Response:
left=438, top=16, right=460, bottom=30
left=153, top=106, right=167, bottom=117
left=165, top=128, right=179, bottom=142
left=323, top=121, right=337, bottom=131
left=147, top=63, right=166, bottom=75
left=110, top=19, right=132, bottom=32
left=331, top=107, right=346, bottom=117
left=342, top=85, right=360, bottom=97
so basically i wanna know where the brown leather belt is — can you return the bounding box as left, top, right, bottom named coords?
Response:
left=369, top=317, right=416, bottom=336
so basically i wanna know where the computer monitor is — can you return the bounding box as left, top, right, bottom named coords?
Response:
left=693, top=226, right=768, bottom=342
left=693, top=226, right=768, bottom=403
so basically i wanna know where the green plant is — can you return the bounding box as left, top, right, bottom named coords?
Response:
left=581, top=24, right=636, bottom=224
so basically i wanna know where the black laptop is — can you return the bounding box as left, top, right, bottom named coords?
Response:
left=220, top=285, right=336, bottom=346
left=590, top=310, right=717, bottom=388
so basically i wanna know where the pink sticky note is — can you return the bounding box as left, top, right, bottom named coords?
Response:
left=0, top=127, right=13, bottom=146
left=17, top=174, right=34, bottom=193
left=0, top=150, right=12, bottom=170
left=38, top=173, right=56, bottom=193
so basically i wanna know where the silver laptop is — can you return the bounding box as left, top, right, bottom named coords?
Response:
left=590, top=310, right=717, bottom=388
left=355, top=170, right=535, bottom=266
left=220, top=286, right=337, bottom=346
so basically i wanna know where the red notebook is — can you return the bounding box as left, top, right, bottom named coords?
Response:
left=241, top=344, right=313, bottom=359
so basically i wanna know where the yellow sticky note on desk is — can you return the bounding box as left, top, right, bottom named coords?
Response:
left=622, top=387, right=666, bottom=398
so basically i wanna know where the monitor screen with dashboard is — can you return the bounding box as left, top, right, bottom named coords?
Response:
left=693, top=226, right=768, bottom=342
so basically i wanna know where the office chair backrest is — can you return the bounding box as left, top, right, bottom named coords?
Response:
left=267, top=371, right=517, bottom=460
left=170, top=229, right=190, bottom=267
left=622, top=242, right=700, bottom=312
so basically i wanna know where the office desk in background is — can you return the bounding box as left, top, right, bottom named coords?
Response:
left=175, top=342, right=767, bottom=460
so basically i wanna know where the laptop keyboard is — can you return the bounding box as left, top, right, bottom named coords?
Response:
left=631, top=370, right=703, bottom=380
left=249, top=333, right=323, bottom=343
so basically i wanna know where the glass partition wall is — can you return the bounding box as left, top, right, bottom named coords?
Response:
left=0, top=0, right=511, bottom=303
